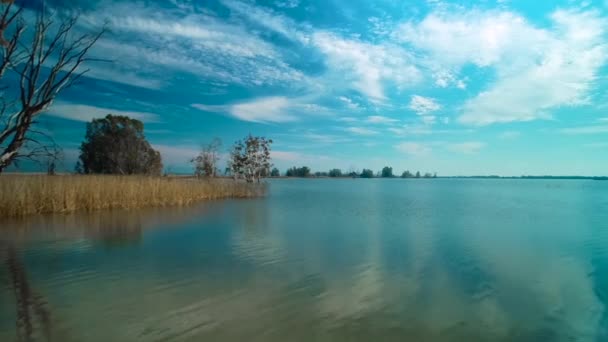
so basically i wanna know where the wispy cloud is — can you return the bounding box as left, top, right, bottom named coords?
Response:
left=193, top=97, right=295, bottom=123
left=388, top=125, right=433, bottom=136
left=345, top=127, right=379, bottom=135
left=275, top=0, right=300, bottom=8
left=395, top=140, right=485, bottom=156
left=313, top=31, right=420, bottom=101
left=395, top=142, right=432, bottom=156
left=46, top=102, right=161, bottom=123
left=80, top=2, right=306, bottom=89
left=336, top=117, right=359, bottom=123
left=84, top=63, right=164, bottom=90
left=192, top=96, right=330, bottom=123
left=408, top=95, right=441, bottom=115
left=560, top=125, right=608, bottom=134
left=499, top=131, right=521, bottom=139
left=339, top=96, right=361, bottom=110
left=221, top=0, right=308, bottom=43
left=367, top=116, right=398, bottom=124
left=446, top=141, right=485, bottom=154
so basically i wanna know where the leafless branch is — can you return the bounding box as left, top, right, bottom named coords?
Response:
left=0, top=3, right=105, bottom=172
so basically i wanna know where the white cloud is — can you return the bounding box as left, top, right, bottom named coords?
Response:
left=560, top=125, right=608, bottom=134
left=421, top=115, right=437, bottom=125
left=336, top=117, right=358, bottom=123
left=409, top=95, right=441, bottom=115
left=396, top=140, right=484, bottom=156
left=499, top=131, right=521, bottom=139
left=446, top=141, right=485, bottom=154
left=388, top=125, right=433, bottom=135
left=192, top=96, right=331, bottom=123
left=230, top=97, right=295, bottom=123
left=367, top=115, right=398, bottom=124
left=193, top=97, right=296, bottom=123
left=298, top=132, right=351, bottom=144
left=396, top=10, right=544, bottom=68
left=339, top=96, right=360, bottom=110
left=84, top=63, right=164, bottom=90
left=46, top=102, right=161, bottom=123
left=395, top=142, right=432, bottom=156
left=313, top=31, right=421, bottom=101
left=396, top=8, right=608, bottom=126
left=345, top=127, right=379, bottom=135
left=103, top=15, right=276, bottom=59
left=81, top=4, right=306, bottom=89
left=221, top=0, right=308, bottom=43
left=275, top=0, right=300, bottom=8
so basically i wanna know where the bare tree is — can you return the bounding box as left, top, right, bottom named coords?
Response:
left=191, top=138, right=222, bottom=178
left=0, top=1, right=105, bottom=173
left=227, top=135, right=272, bottom=183
left=44, top=147, right=63, bottom=175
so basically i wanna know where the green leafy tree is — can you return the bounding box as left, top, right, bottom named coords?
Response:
left=415, top=171, right=421, bottom=178
left=401, top=170, right=413, bottom=178
left=424, top=172, right=433, bottom=178
left=329, top=169, right=342, bottom=177
left=78, top=115, right=162, bottom=175
left=286, top=166, right=311, bottom=177
left=270, top=168, right=280, bottom=177
left=381, top=166, right=393, bottom=178
left=360, top=169, right=374, bottom=178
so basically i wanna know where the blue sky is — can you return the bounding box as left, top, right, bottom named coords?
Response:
left=25, top=0, right=608, bottom=175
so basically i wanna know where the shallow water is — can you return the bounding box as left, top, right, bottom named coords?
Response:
left=1, top=179, right=608, bottom=341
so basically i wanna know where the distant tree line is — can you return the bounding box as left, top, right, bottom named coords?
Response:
left=286, top=166, right=310, bottom=177
left=274, top=165, right=437, bottom=179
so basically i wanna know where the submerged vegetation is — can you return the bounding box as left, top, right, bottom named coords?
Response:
left=0, top=175, right=266, bottom=218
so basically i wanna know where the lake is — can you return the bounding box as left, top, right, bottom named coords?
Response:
left=1, top=179, right=607, bottom=341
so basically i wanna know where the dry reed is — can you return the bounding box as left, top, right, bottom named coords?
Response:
left=0, top=175, right=266, bottom=218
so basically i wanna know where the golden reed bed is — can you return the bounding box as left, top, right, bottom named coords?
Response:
left=0, top=175, right=266, bottom=218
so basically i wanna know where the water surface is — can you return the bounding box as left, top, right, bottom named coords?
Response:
left=1, top=179, right=608, bottom=341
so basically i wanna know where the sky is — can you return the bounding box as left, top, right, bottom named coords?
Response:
left=16, top=0, right=608, bottom=175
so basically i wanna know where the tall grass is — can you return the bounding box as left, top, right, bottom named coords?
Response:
left=0, top=175, right=266, bottom=218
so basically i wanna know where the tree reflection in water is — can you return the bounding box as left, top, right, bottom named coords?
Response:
left=4, top=246, right=51, bottom=342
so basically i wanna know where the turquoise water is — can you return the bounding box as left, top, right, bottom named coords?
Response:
left=1, top=179, right=608, bottom=341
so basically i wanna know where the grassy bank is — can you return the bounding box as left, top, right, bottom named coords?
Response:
left=0, top=175, right=266, bottom=218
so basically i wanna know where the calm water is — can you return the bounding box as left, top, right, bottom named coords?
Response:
left=1, top=179, right=608, bottom=341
